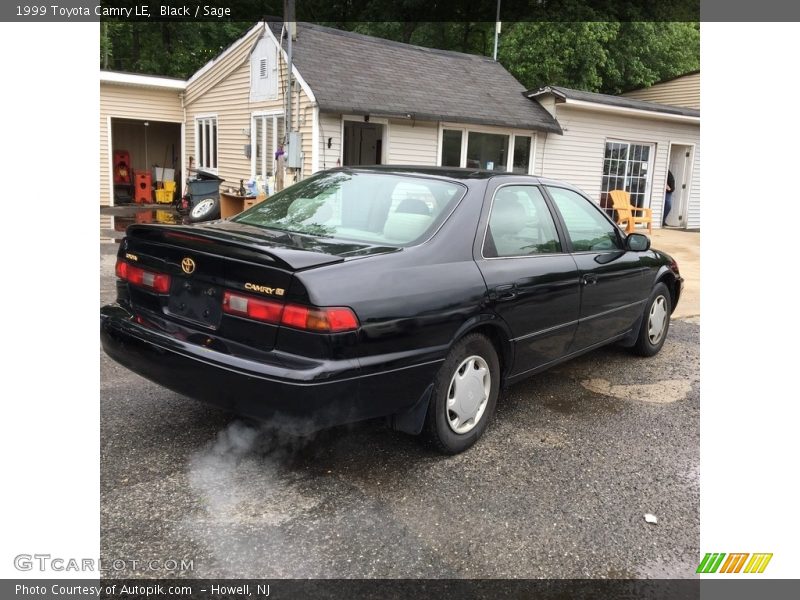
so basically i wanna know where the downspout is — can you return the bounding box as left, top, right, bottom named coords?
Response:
left=540, top=131, right=548, bottom=177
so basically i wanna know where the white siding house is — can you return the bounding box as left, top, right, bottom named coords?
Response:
left=100, top=22, right=700, bottom=240
left=527, top=86, right=700, bottom=230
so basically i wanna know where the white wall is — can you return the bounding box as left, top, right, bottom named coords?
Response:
left=537, top=105, right=701, bottom=229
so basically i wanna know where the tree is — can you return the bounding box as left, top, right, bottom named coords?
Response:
left=102, top=22, right=253, bottom=79
left=101, top=20, right=699, bottom=94
left=349, top=21, right=699, bottom=94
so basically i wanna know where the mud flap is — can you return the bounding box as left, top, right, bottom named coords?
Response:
left=389, top=384, right=433, bottom=435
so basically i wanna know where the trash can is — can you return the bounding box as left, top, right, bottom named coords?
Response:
left=187, top=170, right=224, bottom=201
left=187, top=170, right=225, bottom=223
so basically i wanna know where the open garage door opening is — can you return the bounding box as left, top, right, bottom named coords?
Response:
left=110, top=118, right=181, bottom=206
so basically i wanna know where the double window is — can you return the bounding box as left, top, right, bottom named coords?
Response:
left=195, top=116, right=217, bottom=172
left=252, top=113, right=286, bottom=179
left=441, top=128, right=533, bottom=174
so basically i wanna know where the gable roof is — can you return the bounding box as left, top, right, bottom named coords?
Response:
left=527, top=85, right=700, bottom=119
left=268, top=22, right=562, bottom=133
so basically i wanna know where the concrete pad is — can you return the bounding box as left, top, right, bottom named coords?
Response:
left=649, top=228, right=699, bottom=319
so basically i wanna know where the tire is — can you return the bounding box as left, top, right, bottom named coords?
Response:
left=188, top=196, right=220, bottom=222
left=423, top=334, right=500, bottom=454
left=631, top=282, right=672, bottom=357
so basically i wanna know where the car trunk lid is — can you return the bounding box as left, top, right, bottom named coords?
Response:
left=119, top=223, right=364, bottom=351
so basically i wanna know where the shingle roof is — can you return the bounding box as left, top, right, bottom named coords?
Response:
left=527, top=85, right=700, bottom=118
left=269, top=22, right=562, bottom=133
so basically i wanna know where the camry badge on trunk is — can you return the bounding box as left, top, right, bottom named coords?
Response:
left=181, top=257, right=196, bottom=274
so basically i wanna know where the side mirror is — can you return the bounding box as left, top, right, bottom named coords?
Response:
left=626, top=233, right=650, bottom=252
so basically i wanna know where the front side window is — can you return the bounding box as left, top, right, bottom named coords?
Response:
left=196, top=116, right=217, bottom=171
left=484, top=186, right=561, bottom=258
left=547, top=186, right=621, bottom=252
left=234, top=171, right=465, bottom=246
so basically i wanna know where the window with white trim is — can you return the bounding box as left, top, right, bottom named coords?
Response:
left=440, top=128, right=533, bottom=174
left=196, top=116, right=217, bottom=172
left=600, top=141, right=654, bottom=210
left=252, top=113, right=286, bottom=179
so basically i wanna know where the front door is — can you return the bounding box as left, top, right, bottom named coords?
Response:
left=343, top=122, right=383, bottom=166
left=545, top=186, right=649, bottom=351
left=475, top=183, right=580, bottom=375
left=666, top=144, right=694, bottom=228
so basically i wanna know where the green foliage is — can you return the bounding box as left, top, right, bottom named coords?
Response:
left=101, top=22, right=253, bottom=79
left=349, top=21, right=700, bottom=94
left=101, top=20, right=699, bottom=94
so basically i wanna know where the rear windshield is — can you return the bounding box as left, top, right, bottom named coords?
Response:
left=233, top=171, right=466, bottom=246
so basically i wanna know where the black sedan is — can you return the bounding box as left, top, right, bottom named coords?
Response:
left=101, top=167, right=682, bottom=454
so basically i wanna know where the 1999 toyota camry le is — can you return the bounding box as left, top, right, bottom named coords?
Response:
left=101, top=166, right=683, bottom=453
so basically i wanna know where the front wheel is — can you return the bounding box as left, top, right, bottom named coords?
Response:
left=188, top=196, right=220, bottom=222
left=424, top=334, right=500, bottom=454
left=631, top=282, right=672, bottom=356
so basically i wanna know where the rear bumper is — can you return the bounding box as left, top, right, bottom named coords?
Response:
left=100, top=304, right=440, bottom=432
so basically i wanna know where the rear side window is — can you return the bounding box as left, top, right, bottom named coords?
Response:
left=546, top=186, right=622, bottom=252
left=234, top=171, right=465, bottom=246
left=484, top=186, right=561, bottom=257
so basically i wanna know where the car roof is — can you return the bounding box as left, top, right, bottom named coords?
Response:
left=325, top=165, right=583, bottom=192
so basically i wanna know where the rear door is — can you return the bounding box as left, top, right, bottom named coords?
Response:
left=544, top=185, right=649, bottom=351
left=474, top=182, right=580, bottom=375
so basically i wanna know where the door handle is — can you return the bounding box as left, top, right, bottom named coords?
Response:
left=491, top=284, right=518, bottom=302
left=581, top=274, right=598, bottom=286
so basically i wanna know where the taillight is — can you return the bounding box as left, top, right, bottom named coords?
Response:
left=281, top=304, right=359, bottom=332
left=222, top=291, right=283, bottom=323
left=115, top=259, right=171, bottom=294
left=222, top=290, right=359, bottom=332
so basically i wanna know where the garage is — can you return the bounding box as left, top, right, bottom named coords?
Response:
left=100, top=71, right=186, bottom=239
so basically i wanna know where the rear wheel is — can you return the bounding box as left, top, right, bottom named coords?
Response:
left=632, top=282, right=672, bottom=356
left=424, top=334, right=500, bottom=454
left=188, top=197, right=220, bottom=222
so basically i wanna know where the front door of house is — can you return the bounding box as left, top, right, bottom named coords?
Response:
left=343, top=122, right=383, bottom=166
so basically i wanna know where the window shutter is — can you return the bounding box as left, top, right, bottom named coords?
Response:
left=250, top=40, right=278, bottom=101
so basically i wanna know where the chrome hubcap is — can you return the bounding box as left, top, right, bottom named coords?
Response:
left=648, top=295, right=668, bottom=345
left=191, top=198, right=215, bottom=218
left=446, top=355, right=490, bottom=434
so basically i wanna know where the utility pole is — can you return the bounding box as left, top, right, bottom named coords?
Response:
left=493, top=0, right=501, bottom=61
left=284, top=0, right=295, bottom=136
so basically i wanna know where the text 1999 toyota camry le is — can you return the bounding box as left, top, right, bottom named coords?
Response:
left=101, top=167, right=682, bottom=453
